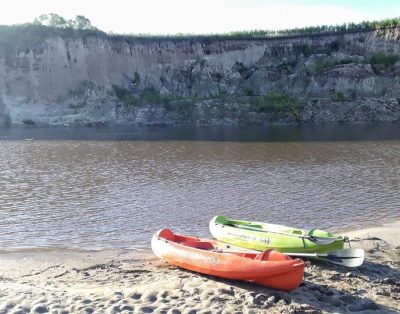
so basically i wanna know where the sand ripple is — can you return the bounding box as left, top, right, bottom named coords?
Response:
left=0, top=228, right=399, bottom=314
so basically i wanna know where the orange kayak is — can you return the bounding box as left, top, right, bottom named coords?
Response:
left=151, top=229, right=305, bottom=291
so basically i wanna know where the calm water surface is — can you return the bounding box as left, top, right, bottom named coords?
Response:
left=0, top=125, right=400, bottom=251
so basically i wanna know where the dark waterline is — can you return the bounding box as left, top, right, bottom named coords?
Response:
left=1, top=123, right=400, bottom=142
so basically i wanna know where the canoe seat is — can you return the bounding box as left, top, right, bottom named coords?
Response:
left=254, top=249, right=292, bottom=261
left=158, top=229, right=175, bottom=241
left=254, top=249, right=274, bottom=261
left=181, top=240, right=214, bottom=250
left=247, top=224, right=263, bottom=229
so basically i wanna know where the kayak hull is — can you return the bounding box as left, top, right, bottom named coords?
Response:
left=209, top=215, right=345, bottom=253
left=151, top=229, right=305, bottom=291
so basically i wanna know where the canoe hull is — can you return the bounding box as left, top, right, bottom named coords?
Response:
left=209, top=215, right=345, bottom=253
left=151, top=229, right=304, bottom=291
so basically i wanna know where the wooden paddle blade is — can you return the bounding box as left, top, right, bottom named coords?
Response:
left=325, top=248, right=365, bottom=267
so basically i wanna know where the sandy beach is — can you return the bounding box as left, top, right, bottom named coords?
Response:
left=0, top=221, right=399, bottom=314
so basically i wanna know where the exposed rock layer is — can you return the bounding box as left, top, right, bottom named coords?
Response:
left=1, top=27, right=400, bottom=126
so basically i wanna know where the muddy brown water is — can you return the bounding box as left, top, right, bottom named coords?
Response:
left=0, top=125, right=399, bottom=252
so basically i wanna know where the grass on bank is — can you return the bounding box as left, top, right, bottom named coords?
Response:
left=112, top=85, right=186, bottom=107
left=249, top=92, right=299, bottom=112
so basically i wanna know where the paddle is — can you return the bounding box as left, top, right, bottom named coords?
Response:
left=285, top=248, right=365, bottom=267
left=224, top=223, right=339, bottom=246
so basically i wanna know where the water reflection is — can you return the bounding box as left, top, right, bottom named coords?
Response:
left=1, top=123, right=400, bottom=141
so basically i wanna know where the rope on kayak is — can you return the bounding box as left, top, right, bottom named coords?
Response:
left=301, top=237, right=307, bottom=250
left=344, top=236, right=351, bottom=248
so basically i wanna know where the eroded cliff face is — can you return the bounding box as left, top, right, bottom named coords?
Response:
left=1, top=27, right=400, bottom=126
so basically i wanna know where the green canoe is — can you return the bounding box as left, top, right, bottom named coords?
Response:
left=209, top=215, right=345, bottom=253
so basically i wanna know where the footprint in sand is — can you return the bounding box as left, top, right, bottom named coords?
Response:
left=31, top=304, right=49, bottom=313
left=120, top=304, right=135, bottom=312
left=137, top=305, right=155, bottom=313
left=141, top=292, right=158, bottom=303
left=129, top=292, right=142, bottom=300
left=157, top=290, right=169, bottom=299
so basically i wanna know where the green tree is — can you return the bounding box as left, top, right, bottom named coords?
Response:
left=34, top=13, right=67, bottom=28
left=72, top=15, right=95, bottom=30
left=34, top=14, right=96, bottom=30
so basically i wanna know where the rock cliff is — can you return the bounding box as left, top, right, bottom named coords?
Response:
left=1, top=26, right=400, bottom=126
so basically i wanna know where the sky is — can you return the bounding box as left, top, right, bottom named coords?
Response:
left=1, top=0, right=400, bottom=35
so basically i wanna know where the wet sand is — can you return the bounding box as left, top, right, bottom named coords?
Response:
left=0, top=222, right=399, bottom=314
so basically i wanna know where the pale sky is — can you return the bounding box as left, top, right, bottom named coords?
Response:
left=1, top=0, right=400, bottom=34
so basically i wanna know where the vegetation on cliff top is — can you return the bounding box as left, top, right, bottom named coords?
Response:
left=1, top=14, right=400, bottom=45
left=108, top=16, right=400, bottom=41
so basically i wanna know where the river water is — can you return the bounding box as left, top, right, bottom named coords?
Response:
left=0, top=124, right=399, bottom=252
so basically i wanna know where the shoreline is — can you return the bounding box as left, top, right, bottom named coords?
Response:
left=2, top=123, right=400, bottom=144
left=0, top=222, right=399, bottom=313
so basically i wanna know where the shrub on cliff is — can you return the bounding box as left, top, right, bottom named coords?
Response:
left=140, top=88, right=183, bottom=104
left=314, top=59, right=336, bottom=72
left=112, top=85, right=182, bottom=107
left=370, top=52, right=398, bottom=67
left=112, top=85, right=137, bottom=106
left=249, top=92, right=299, bottom=113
